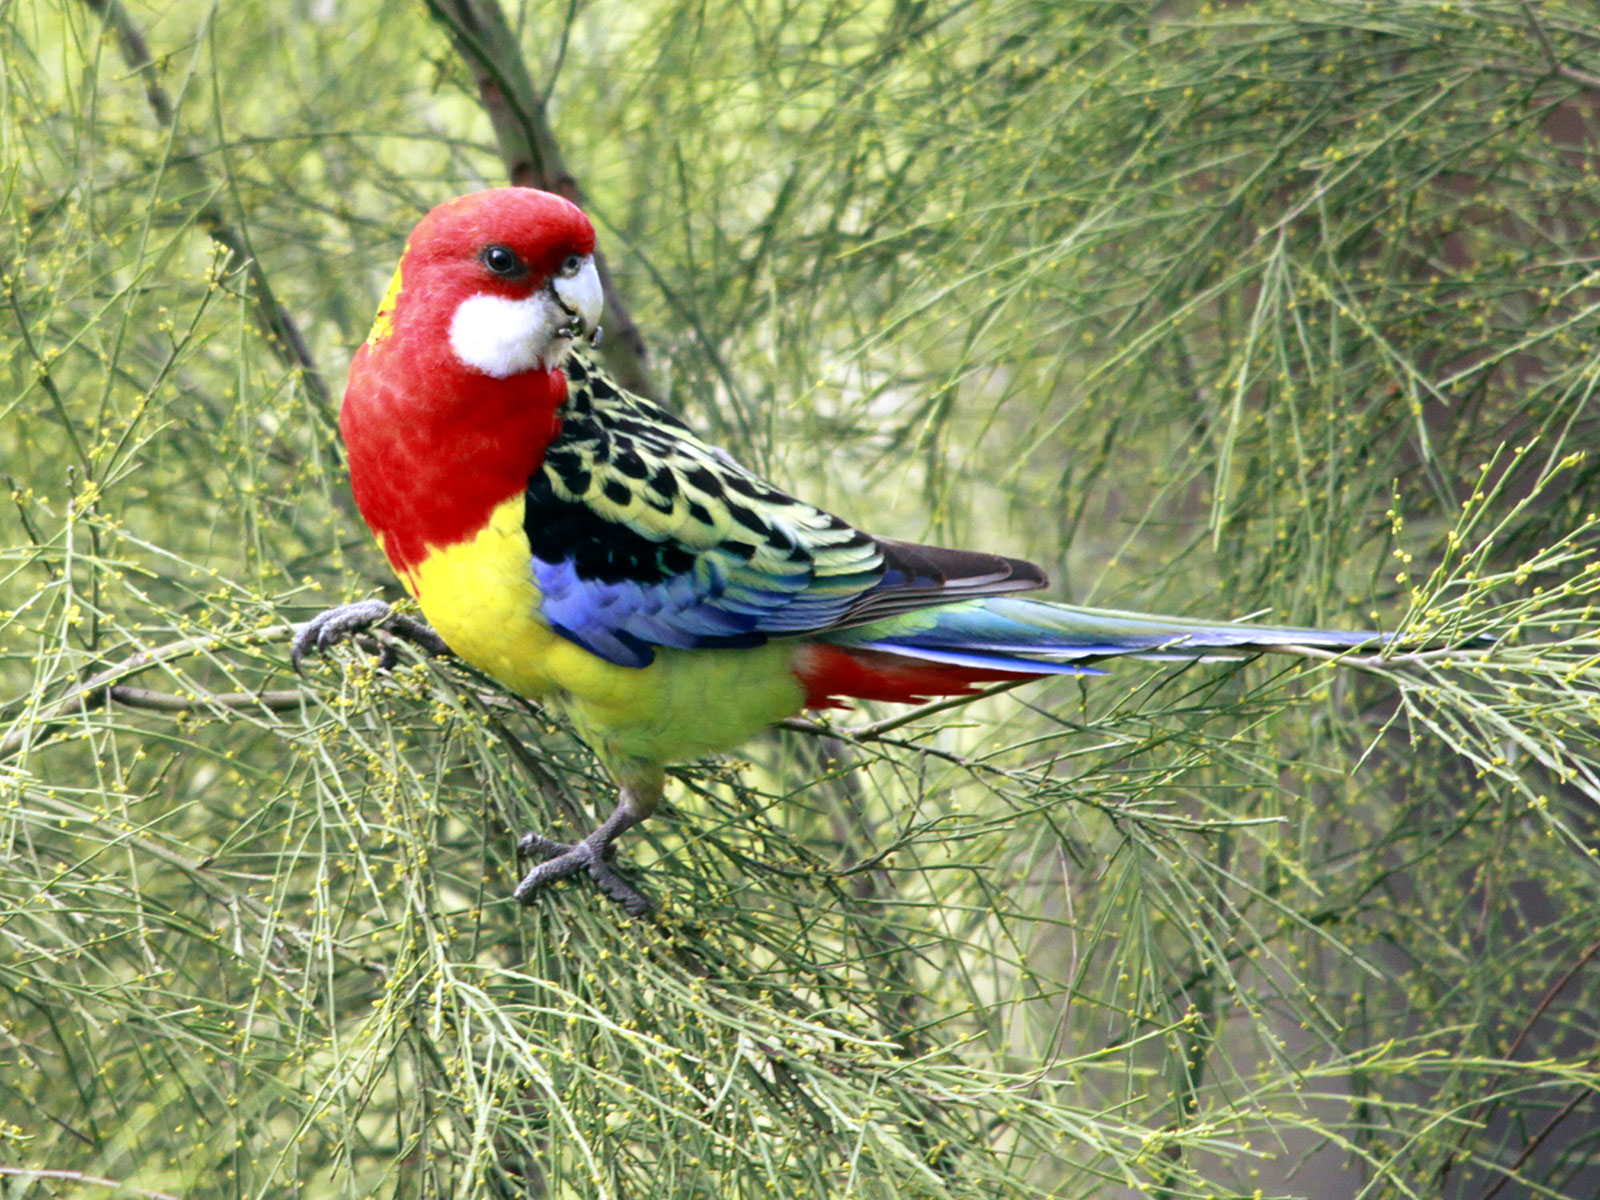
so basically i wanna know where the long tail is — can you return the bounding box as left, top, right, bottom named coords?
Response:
left=795, top=596, right=1393, bottom=708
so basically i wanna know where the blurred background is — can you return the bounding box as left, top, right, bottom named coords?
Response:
left=2, top=1, right=1600, bottom=1196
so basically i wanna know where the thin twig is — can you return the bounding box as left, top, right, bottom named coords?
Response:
left=1473, top=1085, right=1595, bottom=1200
left=17, top=785, right=387, bottom=977
left=0, top=624, right=297, bottom=761
left=1439, top=936, right=1600, bottom=1194
left=1501, top=937, right=1600, bottom=1064
left=776, top=681, right=1027, bottom=744
left=1274, top=643, right=1493, bottom=671
left=849, top=680, right=1032, bottom=740
left=79, top=0, right=335, bottom=429
left=0, top=1168, right=180, bottom=1200
left=1492, top=2, right=1600, bottom=94
left=1518, top=0, right=1563, bottom=73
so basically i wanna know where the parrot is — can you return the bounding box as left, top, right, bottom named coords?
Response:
left=294, top=186, right=1395, bottom=915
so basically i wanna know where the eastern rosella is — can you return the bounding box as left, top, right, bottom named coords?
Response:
left=296, top=187, right=1388, bottom=914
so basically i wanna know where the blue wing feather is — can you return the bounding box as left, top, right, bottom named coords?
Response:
left=526, top=355, right=1044, bottom=668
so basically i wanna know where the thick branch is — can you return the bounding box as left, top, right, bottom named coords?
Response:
left=424, top=0, right=657, bottom=398
left=1517, top=0, right=1600, bottom=93
left=107, top=684, right=310, bottom=713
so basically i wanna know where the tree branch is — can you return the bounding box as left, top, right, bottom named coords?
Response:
left=425, top=0, right=657, bottom=398
left=0, top=625, right=298, bottom=761
left=1517, top=0, right=1600, bottom=93
left=105, top=684, right=310, bottom=714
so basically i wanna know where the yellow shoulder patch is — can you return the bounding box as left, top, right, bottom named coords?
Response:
left=365, top=254, right=407, bottom=346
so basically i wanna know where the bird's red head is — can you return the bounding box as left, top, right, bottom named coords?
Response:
left=342, top=188, right=602, bottom=577
left=372, top=188, right=601, bottom=378
left=407, top=187, right=597, bottom=292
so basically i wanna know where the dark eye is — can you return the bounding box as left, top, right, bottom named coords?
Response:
left=480, top=244, right=525, bottom=276
left=558, top=254, right=584, bottom=277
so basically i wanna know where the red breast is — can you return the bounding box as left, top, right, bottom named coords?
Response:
left=339, top=189, right=597, bottom=579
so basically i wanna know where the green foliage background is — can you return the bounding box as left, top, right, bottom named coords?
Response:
left=3, top=1, right=1600, bottom=1196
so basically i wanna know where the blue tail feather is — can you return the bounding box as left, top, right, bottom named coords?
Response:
left=822, top=596, right=1390, bottom=674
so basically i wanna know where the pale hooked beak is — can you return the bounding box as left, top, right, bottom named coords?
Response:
left=550, top=255, right=604, bottom=347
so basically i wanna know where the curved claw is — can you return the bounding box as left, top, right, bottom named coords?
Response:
left=517, top=831, right=616, bottom=864
left=516, top=831, right=575, bottom=863
left=514, top=829, right=647, bottom=915
left=380, top=611, right=450, bottom=657
left=291, top=600, right=449, bottom=674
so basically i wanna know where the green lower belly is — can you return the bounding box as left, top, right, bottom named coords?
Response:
left=404, top=496, right=807, bottom=771
left=562, top=642, right=808, bottom=768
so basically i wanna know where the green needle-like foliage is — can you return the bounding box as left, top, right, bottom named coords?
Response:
left=3, top=1, right=1600, bottom=1197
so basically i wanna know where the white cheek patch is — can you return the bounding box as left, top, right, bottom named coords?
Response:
left=448, top=290, right=569, bottom=377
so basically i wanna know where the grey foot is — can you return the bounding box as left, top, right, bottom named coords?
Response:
left=291, top=600, right=450, bottom=673
left=514, top=830, right=650, bottom=915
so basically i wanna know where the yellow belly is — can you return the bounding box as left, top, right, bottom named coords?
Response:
left=403, top=494, right=807, bottom=769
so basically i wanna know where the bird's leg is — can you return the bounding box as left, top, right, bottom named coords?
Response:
left=291, top=599, right=450, bottom=672
left=514, top=786, right=653, bottom=915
